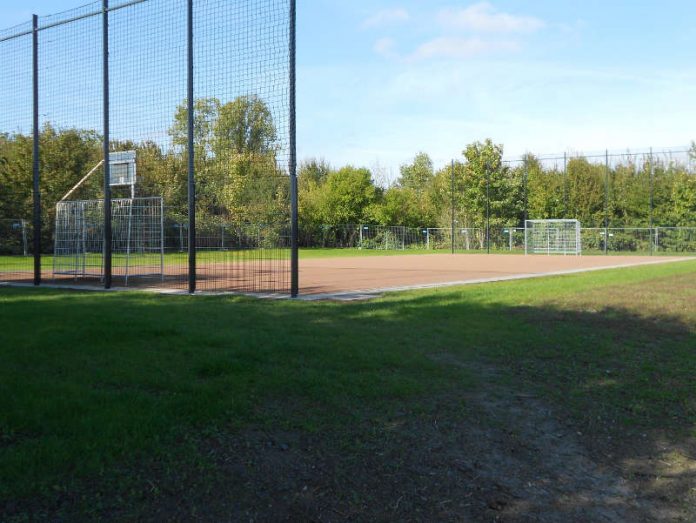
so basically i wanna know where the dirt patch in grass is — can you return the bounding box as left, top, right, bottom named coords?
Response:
left=180, top=359, right=692, bottom=522
left=500, top=271, right=696, bottom=522
left=28, top=357, right=689, bottom=522
left=4, top=395, right=694, bottom=522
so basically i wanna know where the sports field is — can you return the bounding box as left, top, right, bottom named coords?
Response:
left=296, top=253, right=691, bottom=297
left=1, top=250, right=692, bottom=297
left=1, top=260, right=695, bottom=521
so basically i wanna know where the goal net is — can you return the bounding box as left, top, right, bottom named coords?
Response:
left=53, top=197, right=164, bottom=284
left=525, top=219, right=581, bottom=255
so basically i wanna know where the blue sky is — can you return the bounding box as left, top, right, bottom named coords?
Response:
left=2, top=1, right=696, bottom=180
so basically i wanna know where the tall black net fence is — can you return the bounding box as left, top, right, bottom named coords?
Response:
left=0, top=0, right=295, bottom=294
left=0, top=23, right=34, bottom=283
left=109, top=0, right=188, bottom=289
left=39, top=3, right=104, bottom=285
left=191, top=0, right=291, bottom=293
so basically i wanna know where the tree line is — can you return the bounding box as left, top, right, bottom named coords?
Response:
left=300, top=141, right=696, bottom=232
left=2, top=96, right=695, bottom=251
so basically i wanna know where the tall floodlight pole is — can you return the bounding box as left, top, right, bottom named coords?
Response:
left=450, top=159, right=455, bottom=254
left=289, top=0, right=299, bottom=297
left=32, top=14, right=41, bottom=286
left=187, top=0, right=196, bottom=293
left=102, top=0, right=112, bottom=288
left=604, top=149, right=609, bottom=255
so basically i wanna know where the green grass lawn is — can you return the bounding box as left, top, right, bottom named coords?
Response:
left=1, top=260, right=696, bottom=518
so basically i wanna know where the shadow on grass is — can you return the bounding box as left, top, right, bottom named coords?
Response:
left=0, top=276, right=694, bottom=521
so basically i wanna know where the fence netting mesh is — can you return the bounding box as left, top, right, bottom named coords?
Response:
left=0, top=22, right=34, bottom=282
left=0, top=0, right=292, bottom=293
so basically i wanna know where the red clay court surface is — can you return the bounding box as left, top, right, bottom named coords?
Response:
left=296, top=254, right=692, bottom=299
left=1, top=254, right=692, bottom=299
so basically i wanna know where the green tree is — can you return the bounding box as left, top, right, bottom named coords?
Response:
left=0, top=132, right=33, bottom=222
left=526, top=156, right=564, bottom=222
left=298, top=159, right=331, bottom=228
left=0, top=124, right=102, bottom=248
left=461, top=139, right=523, bottom=229
left=133, top=140, right=187, bottom=217
left=169, top=97, right=221, bottom=158
left=397, top=153, right=437, bottom=226
left=430, top=160, right=467, bottom=228
left=168, top=95, right=284, bottom=224
left=314, top=166, right=377, bottom=224
left=372, top=186, right=422, bottom=227
left=566, top=157, right=606, bottom=227
left=399, top=152, right=434, bottom=194
left=299, top=158, right=331, bottom=188
left=212, top=95, right=277, bottom=158
left=668, top=171, right=696, bottom=226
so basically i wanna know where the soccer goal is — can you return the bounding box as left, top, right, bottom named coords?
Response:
left=525, top=219, right=582, bottom=255
left=53, top=197, right=164, bottom=284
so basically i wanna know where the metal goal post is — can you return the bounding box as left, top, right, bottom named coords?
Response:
left=525, top=219, right=582, bottom=255
left=53, top=196, right=164, bottom=284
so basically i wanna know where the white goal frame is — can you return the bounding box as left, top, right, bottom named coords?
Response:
left=525, top=219, right=582, bottom=255
left=53, top=196, right=164, bottom=284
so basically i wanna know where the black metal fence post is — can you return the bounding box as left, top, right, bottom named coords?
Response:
left=649, top=148, right=654, bottom=255
left=32, top=14, right=41, bottom=286
left=604, top=149, right=609, bottom=255
left=102, top=0, right=112, bottom=288
left=523, top=160, right=528, bottom=225
left=450, top=159, right=455, bottom=254
left=187, top=0, right=196, bottom=294
left=563, top=151, right=568, bottom=218
left=289, top=0, right=298, bottom=297
left=486, top=160, right=490, bottom=254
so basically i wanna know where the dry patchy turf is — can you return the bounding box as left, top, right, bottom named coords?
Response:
left=1, top=261, right=695, bottom=521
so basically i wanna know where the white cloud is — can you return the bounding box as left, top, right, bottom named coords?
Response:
left=438, top=3, right=545, bottom=34
left=299, top=59, right=696, bottom=179
left=374, top=37, right=398, bottom=59
left=369, top=4, right=542, bottom=62
left=409, top=36, right=519, bottom=61
left=362, top=8, right=410, bottom=29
